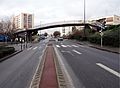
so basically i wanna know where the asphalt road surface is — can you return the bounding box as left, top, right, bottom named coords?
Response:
left=0, top=39, right=49, bottom=88
left=55, top=39, right=120, bottom=88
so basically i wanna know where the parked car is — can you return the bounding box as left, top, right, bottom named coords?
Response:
left=58, top=37, right=63, bottom=41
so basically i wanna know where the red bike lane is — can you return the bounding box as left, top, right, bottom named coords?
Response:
left=39, top=45, right=59, bottom=88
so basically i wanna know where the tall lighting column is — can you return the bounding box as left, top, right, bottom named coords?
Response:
left=83, top=0, right=86, bottom=38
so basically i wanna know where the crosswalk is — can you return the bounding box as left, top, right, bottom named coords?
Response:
left=56, top=44, right=82, bottom=48
left=27, top=46, right=39, bottom=51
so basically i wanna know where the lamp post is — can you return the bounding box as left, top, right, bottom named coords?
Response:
left=25, top=33, right=27, bottom=48
left=20, top=38, right=22, bottom=51
left=83, top=0, right=86, bottom=38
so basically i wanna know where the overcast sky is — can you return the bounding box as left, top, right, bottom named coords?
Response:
left=0, top=0, right=120, bottom=25
left=0, top=0, right=120, bottom=34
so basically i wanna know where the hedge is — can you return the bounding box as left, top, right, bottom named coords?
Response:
left=0, top=46, right=15, bottom=58
left=88, top=28, right=120, bottom=47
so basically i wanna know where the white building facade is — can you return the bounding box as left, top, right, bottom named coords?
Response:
left=105, top=15, right=120, bottom=25
left=13, top=13, right=34, bottom=30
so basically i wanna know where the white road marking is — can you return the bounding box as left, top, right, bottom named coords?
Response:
left=72, top=49, right=82, bottom=55
left=61, top=51, right=74, bottom=56
left=27, top=47, right=32, bottom=50
left=61, top=45, right=67, bottom=47
left=67, top=51, right=74, bottom=56
left=72, top=45, right=79, bottom=47
left=33, top=47, right=38, bottom=50
left=96, top=63, right=120, bottom=78
left=56, top=45, right=60, bottom=48
left=67, top=45, right=72, bottom=47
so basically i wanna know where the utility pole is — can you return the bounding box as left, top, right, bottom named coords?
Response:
left=83, top=0, right=86, bottom=38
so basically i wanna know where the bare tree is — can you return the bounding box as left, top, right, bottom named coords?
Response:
left=0, top=21, right=4, bottom=34
left=0, top=16, right=16, bottom=42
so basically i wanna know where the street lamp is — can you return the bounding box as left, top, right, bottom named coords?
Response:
left=25, top=32, right=27, bottom=48
left=83, top=0, right=86, bottom=38
left=20, top=38, right=22, bottom=51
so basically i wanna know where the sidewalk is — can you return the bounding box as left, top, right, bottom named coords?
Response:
left=7, top=43, right=33, bottom=51
left=73, top=40, right=120, bottom=54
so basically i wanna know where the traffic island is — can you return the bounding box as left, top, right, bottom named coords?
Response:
left=29, top=43, right=67, bottom=88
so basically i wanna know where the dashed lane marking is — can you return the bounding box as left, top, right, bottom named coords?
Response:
left=96, top=63, right=120, bottom=78
left=72, top=49, right=82, bottom=55
left=61, top=45, right=67, bottom=47
left=27, top=47, right=32, bottom=50
left=67, top=45, right=72, bottom=47
left=33, top=47, right=38, bottom=50
left=56, top=45, right=60, bottom=48
left=72, top=45, right=79, bottom=47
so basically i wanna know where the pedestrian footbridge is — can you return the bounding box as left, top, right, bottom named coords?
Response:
left=15, top=20, right=103, bottom=34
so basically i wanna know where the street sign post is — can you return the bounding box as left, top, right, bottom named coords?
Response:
left=98, top=23, right=105, bottom=48
left=99, top=31, right=104, bottom=47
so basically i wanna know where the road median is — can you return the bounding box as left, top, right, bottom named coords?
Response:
left=29, top=42, right=73, bottom=88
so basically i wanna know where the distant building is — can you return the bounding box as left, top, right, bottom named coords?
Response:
left=105, top=15, right=120, bottom=25
left=12, top=13, right=34, bottom=30
left=89, top=15, right=120, bottom=26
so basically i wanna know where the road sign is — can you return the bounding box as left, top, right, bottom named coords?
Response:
left=100, top=32, right=104, bottom=36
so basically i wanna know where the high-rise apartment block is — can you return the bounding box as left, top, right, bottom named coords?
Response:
left=13, top=13, right=34, bottom=30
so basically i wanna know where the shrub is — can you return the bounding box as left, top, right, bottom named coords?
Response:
left=88, top=32, right=101, bottom=44
left=0, top=47, right=15, bottom=58
left=103, top=29, right=120, bottom=47
left=88, top=27, right=120, bottom=47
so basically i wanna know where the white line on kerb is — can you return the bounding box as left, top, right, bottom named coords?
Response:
left=56, top=45, right=60, bottom=47
left=33, top=47, right=37, bottom=50
left=96, top=63, right=120, bottom=78
left=61, top=45, right=67, bottom=47
left=72, top=50, right=82, bottom=55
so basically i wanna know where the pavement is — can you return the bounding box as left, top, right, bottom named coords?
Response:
left=7, top=42, right=34, bottom=51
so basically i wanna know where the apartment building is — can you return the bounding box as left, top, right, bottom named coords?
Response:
left=13, top=13, right=34, bottom=30
left=105, top=15, right=120, bottom=25
left=89, top=15, right=120, bottom=26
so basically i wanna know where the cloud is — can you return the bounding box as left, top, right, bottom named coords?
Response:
left=0, top=0, right=119, bottom=25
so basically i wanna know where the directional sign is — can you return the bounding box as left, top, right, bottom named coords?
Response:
left=100, top=32, right=104, bottom=36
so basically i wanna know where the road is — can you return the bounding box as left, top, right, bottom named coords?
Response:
left=0, top=39, right=49, bottom=88
left=54, top=39, right=120, bottom=88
